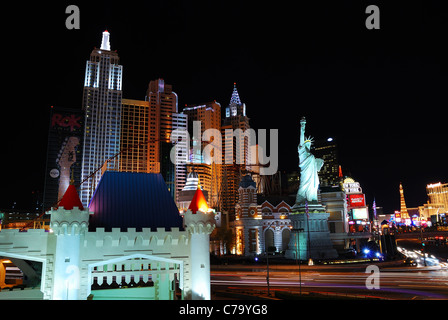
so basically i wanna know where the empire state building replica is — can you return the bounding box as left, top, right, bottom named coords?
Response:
left=80, top=31, right=123, bottom=207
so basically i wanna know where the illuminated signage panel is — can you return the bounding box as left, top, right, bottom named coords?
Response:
left=343, top=182, right=362, bottom=194
left=348, top=194, right=366, bottom=207
left=352, top=207, right=369, bottom=220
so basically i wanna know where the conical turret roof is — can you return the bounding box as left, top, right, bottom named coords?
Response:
left=58, top=184, right=84, bottom=211
left=188, top=187, right=209, bottom=214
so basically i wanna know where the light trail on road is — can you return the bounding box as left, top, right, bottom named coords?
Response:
left=211, top=263, right=448, bottom=299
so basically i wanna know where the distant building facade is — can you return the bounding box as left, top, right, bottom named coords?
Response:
left=427, top=182, right=448, bottom=212
left=234, top=174, right=377, bottom=256
left=418, top=182, right=448, bottom=225
left=313, top=138, right=339, bottom=187
left=320, top=177, right=373, bottom=252
left=43, top=106, right=84, bottom=211
left=234, top=175, right=292, bottom=256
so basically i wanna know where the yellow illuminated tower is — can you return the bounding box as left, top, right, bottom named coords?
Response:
left=119, top=99, right=154, bottom=173
left=427, top=182, right=448, bottom=210
left=399, top=183, right=410, bottom=220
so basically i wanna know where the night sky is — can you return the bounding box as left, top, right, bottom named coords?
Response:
left=1, top=1, right=446, bottom=213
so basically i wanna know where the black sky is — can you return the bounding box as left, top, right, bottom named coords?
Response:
left=1, top=0, right=446, bottom=213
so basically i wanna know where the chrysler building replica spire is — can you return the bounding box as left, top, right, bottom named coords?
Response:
left=226, top=83, right=246, bottom=117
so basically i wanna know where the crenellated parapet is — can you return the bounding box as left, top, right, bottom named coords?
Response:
left=84, top=227, right=189, bottom=249
left=49, top=207, right=90, bottom=236
left=184, top=210, right=216, bottom=235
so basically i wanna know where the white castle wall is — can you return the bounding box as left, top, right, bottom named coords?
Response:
left=0, top=227, right=194, bottom=300
left=1, top=197, right=216, bottom=301
left=0, top=229, right=55, bottom=298
left=80, top=227, right=191, bottom=300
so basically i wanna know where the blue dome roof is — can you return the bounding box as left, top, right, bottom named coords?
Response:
left=88, top=171, right=183, bottom=231
left=239, top=175, right=256, bottom=188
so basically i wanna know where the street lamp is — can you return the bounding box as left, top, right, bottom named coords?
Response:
left=293, top=227, right=305, bottom=295
left=266, top=221, right=276, bottom=296
left=305, top=201, right=313, bottom=266
left=419, top=224, right=427, bottom=266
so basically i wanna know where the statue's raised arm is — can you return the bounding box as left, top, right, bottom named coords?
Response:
left=299, top=117, right=306, bottom=147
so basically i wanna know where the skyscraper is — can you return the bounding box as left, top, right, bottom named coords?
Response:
left=313, top=138, right=340, bottom=187
left=142, top=79, right=178, bottom=174
left=80, top=31, right=123, bottom=207
left=222, top=83, right=250, bottom=168
left=182, top=101, right=222, bottom=208
left=119, top=99, right=154, bottom=173
left=221, top=83, right=251, bottom=218
left=144, top=79, right=186, bottom=202
left=170, top=112, right=188, bottom=202
left=146, top=79, right=178, bottom=144
left=111, top=79, right=186, bottom=202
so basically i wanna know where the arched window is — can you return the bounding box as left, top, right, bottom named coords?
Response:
left=281, top=228, right=291, bottom=251
left=279, top=207, right=289, bottom=218
left=264, top=228, right=275, bottom=253
left=262, top=208, right=272, bottom=216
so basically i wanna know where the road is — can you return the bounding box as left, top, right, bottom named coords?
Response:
left=211, top=257, right=448, bottom=300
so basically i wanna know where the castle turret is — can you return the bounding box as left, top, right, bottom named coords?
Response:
left=183, top=186, right=215, bottom=300
left=49, top=184, right=90, bottom=300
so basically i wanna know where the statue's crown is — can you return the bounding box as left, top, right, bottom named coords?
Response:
left=304, top=136, right=314, bottom=144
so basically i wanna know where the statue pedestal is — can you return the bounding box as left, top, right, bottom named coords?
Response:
left=285, top=203, right=338, bottom=260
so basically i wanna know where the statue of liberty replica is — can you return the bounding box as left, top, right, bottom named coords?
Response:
left=286, top=117, right=338, bottom=261
left=295, top=117, right=324, bottom=205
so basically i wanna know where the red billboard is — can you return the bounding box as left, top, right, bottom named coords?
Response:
left=348, top=194, right=366, bottom=207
